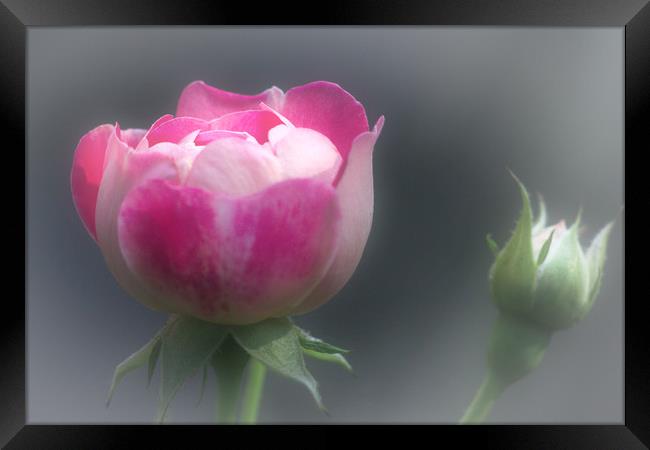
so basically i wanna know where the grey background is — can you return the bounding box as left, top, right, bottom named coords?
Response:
left=27, top=27, right=623, bottom=423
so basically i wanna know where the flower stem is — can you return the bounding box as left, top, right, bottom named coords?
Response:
left=213, top=336, right=250, bottom=424
left=240, top=359, right=267, bottom=424
left=459, top=371, right=504, bottom=424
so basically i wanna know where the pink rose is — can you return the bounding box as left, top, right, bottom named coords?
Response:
left=71, top=81, right=384, bottom=324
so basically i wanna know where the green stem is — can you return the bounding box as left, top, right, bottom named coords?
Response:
left=214, top=368, right=241, bottom=424
left=459, top=371, right=504, bottom=424
left=212, top=336, right=250, bottom=424
left=240, top=359, right=267, bottom=424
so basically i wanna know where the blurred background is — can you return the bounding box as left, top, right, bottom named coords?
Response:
left=27, top=27, right=623, bottom=423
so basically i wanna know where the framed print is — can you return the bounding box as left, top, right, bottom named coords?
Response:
left=3, top=0, right=649, bottom=447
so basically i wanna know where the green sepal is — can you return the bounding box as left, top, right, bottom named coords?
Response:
left=297, top=328, right=350, bottom=354
left=573, top=207, right=583, bottom=230
left=536, top=230, right=555, bottom=266
left=530, top=219, right=590, bottom=330
left=532, top=194, right=547, bottom=235
left=211, top=335, right=250, bottom=423
left=486, top=234, right=499, bottom=256
left=296, top=327, right=352, bottom=372
left=583, top=221, right=615, bottom=317
left=109, top=315, right=351, bottom=422
left=232, top=318, right=324, bottom=411
left=490, top=174, right=537, bottom=313
left=303, top=349, right=353, bottom=373
left=106, top=323, right=166, bottom=406
left=156, top=316, right=228, bottom=422
left=147, top=339, right=162, bottom=387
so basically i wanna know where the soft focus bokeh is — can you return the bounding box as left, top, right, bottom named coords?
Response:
left=27, top=27, right=623, bottom=423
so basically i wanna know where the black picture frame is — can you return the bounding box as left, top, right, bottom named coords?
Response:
left=3, top=0, right=648, bottom=447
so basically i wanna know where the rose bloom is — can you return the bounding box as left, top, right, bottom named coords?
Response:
left=71, top=81, right=384, bottom=324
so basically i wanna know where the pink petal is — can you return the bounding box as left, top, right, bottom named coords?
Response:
left=194, top=129, right=253, bottom=146
left=70, top=123, right=114, bottom=239
left=94, top=129, right=181, bottom=313
left=117, top=178, right=341, bottom=324
left=116, top=127, right=147, bottom=148
left=292, top=116, right=384, bottom=315
left=260, top=102, right=294, bottom=127
left=176, top=80, right=283, bottom=120
left=272, top=127, right=342, bottom=185
left=145, top=116, right=209, bottom=146
left=137, top=114, right=173, bottom=145
left=185, top=137, right=282, bottom=196
left=149, top=114, right=175, bottom=130
left=280, top=81, right=369, bottom=160
left=144, top=142, right=203, bottom=182
left=209, top=109, right=283, bottom=144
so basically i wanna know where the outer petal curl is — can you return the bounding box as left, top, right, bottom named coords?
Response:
left=144, top=116, right=209, bottom=147
left=71, top=124, right=114, bottom=239
left=280, top=81, right=369, bottom=160
left=94, top=129, right=181, bottom=314
left=209, top=110, right=283, bottom=144
left=292, top=116, right=384, bottom=315
left=176, top=81, right=283, bottom=120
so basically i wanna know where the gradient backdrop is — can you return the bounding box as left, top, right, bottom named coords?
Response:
left=27, top=27, right=623, bottom=423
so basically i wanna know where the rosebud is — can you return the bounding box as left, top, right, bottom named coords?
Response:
left=461, top=177, right=616, bottom=423
left=489, top=175, right=614, bottom=331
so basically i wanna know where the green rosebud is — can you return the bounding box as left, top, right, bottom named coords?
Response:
left=461, top=177, right=616, bottom=424
left=489, top=175, right=614, bottom=331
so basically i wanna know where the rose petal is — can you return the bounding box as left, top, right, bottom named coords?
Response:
left=134, top=114, right=174, bottom=150
left=194, top=129, right=254, bottom=146
left=209, top=109, right=283, bottom=144
left=71, top=123, right=114, bottom=239
left=94, top=129, right=181, bottom=313
left=145, top=116, right=210, bottom=147
left=280, top=81, right=369, bottom=160
left=260, top=102, right=294, bottom=127
left=268, top=123, right=291, bottom=146
left=272, top=127, right=342, bottom=185
left=117, top=127, right=147, bottom=148
left=117, top=178, right=341, bottom=324
left=144, top=142, right=203, bottom=183
left=292, top=116, right=384, bottom=315
left=176, top=80, right=283, bottom=120
left=149, top=114, right=175, bottom=130
left=185, top=137, right=282, bottom=196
